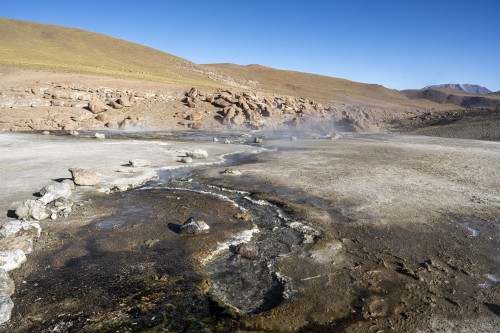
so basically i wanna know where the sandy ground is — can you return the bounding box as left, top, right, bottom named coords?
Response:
left=1, top=132, right=499, bottom=332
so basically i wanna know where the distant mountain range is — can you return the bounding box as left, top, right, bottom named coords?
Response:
left=424, top=84, right=492, bottom=95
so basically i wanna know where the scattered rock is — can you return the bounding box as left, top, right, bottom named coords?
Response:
left=235, top=243, right=259, bottom=260
left=129, top=159, right=151, bottom=167
left=117, top=95, right=133, bottom=107
left=179, top=217, right=204, bottom=235
left=69, top=168, right=102, bottom=186
left=108, top=100, right=123, bottom=109
left=254, top=137, right=263, bottom=143
left=0, top=296, right=14, bottom=325
left=186, top=149, right=208, bottom=159
left=69, top=130, right=79, bottom=136
left=94, top=133, right=105, bottom=139
left=96, top=113, right=109, bottom=122
left=331, top=133, right=343, bottom=140
left=213, top=137, right=218, bottom=142
left=105, top=121, right=119, bottom=129
left=87, top=99, right=109, bottom=114
left=224, top=139, right=231, bottom=144
left=180, top=157, right=193, bottom=164
left=0, top=249, right=27, bottom=271
left=15, top=200, right=49, bottom=221
left=38, top=182, right=72, bottom=205
left=42, top=131, right=50, bottom=135
left=0, top=236, right=33, bottom=254
left=0, top=221, right=41, bottom=238
left=187, top=87, right=198, bottom=98
left=290, top=136, right=298, bottom=141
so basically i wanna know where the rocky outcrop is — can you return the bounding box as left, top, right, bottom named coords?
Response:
left=180, top=87, right=326, bottom=129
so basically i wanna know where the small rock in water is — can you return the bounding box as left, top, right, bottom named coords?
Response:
left=50, top=213, right=57, bottom=220
left=213, top=137, right=218, bottom=142
left=290, top=136, right=298, bottom=141
left=235, top=243, right=259, bottom=260
left=129, top=159, right=151, bottom=167
left=0, top=221, right=41, bottom=238
left=69, top=130, right=79, bottom=136
left=94, top=133, right=105, bottom=139
left=254, top=137, right=263, bottom=143
left=42, top=131, right=50, bottom=135
left=180, top=157, right=193, bottom=164
left=69, top=168, right=102, bottom=186
left=186, top=149, right=208, bottom=159
left=0, top=296, right=14, bottom=325
left=331, top=133, right=343, bottom=140
left=224, top=139, right=231, bottom=144
left=198, top=220, right=210, bottom=231
left=0, top=249, right=27, bottom=271
left=179, top=217, right=203, bottom=235
left=15, top=200, right=49, bottom=221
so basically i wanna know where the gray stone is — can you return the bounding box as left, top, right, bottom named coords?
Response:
left=39, top=182, right=72, bottom=205
left=61, top=179, right=76, bottom=190
left=0, top=221, right=41, bottom=238
left=129, top=159, right=151, bottom=167
left=179, top=217, right=203, bottom=235
left=186, top=149, right=208, bottom=159
left=15, top=200, right=49, bottom=221
left=235, top=243, right=259, bottom=260
left=0, top=249, right=26, bottom=271
left=0, top=296, right=14, bottom=325
left=69, top=168, right=102, bottom=186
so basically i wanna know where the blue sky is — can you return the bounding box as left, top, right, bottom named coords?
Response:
left=1, top=0, right=499, bottom=91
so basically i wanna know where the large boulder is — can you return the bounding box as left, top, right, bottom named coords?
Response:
left=38, top=182, right=72, bottom=205
left=88, top=99, right=109, bottom=114
left=0, top=249, right=26, bottom=272
left=69, top=168, right=102, bottom=186
left=15, top=200, right=49, bottom=221
left=0, top=221, right=41, bottom=238
left=186, top=149, right=208, bottom=159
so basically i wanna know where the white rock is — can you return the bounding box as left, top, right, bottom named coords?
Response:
left=0, top=249, right=26, bottom=272
left=69, top=168, right=102, bottom=186
left=15, top=200, right=49, bottom=221
left=94, top=133, right=105, bottom=139
left=198, top=221, right=210, bottom=231
left=0, top=296, right=14, bottom=324
left=39, top=182, right=72, bottom=205
left=42, top=131, right=50, bottom=135
left=0, top=220, right=41, bottom=238
left=186, top=149, right=208, bottom=159
left=0, top=270, right=15, bottom=296
left=180, top=157, right=193, bottom=164
left=129, top=159, right=151, bottom=167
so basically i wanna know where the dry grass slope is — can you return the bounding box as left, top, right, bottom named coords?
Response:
left=204, top=63, right=443, bottom=109
left=0, top=18, right=222, bottom=88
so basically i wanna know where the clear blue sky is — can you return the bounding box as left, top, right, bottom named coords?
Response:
left=2, top=0, right=499, bottom=91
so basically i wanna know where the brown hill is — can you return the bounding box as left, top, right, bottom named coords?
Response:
left=402, top=88, right=500, bottom=108
left=204, top=63, right=445, bottom=110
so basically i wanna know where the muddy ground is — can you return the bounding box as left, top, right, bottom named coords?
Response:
left=1, top=132, right=499, bottom=332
